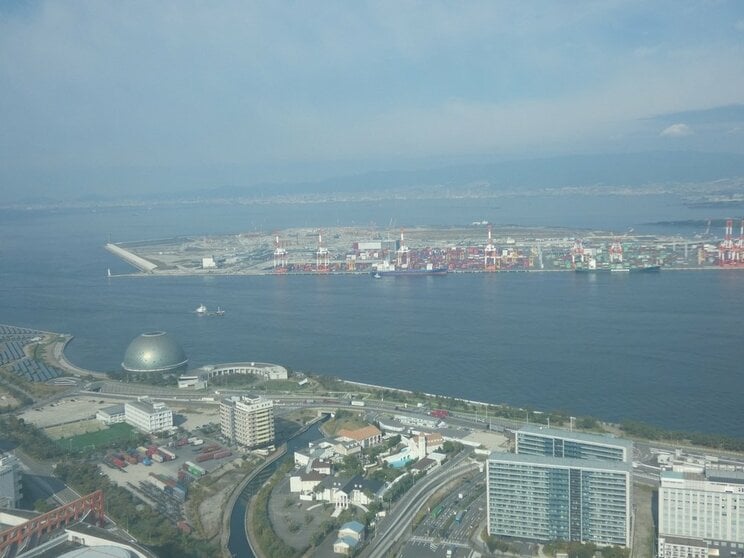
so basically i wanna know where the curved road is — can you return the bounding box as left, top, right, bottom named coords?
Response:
left=363, top=452, right=479, bottom=558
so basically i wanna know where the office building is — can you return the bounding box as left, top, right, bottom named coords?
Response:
left=0, top=454, right=22, bottom=509
left=487, top=453, right=631, bottom=547
left=124, top=398, right=173, bottom=433
left=516, top=424, right=632, bottom=462
left=658, top=466, right=744, bottom=558
left=220, top=395, right=275, bottom=448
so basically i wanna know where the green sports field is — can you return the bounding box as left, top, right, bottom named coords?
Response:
left=57, top=422, right=139, bottom=452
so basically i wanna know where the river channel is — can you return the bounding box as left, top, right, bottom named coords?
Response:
left=227, top=419, right=328, bottom=557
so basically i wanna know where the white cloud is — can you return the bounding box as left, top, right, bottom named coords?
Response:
left=660, top=123, right=694, bottom=137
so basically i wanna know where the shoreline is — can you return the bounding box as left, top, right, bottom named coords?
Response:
left=105, top=265, right=744, bottom=278
left=5, top=323, right=744, bottom=446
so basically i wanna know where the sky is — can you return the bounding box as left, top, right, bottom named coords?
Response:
left=1, top=0, right=744, bottom=200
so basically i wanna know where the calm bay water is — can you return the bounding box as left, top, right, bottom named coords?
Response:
left=1, top=195, right=742, bottom=437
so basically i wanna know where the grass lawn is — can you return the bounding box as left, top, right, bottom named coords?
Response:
left=45, top=419, right=104, bottom=440
left=57, top=422, right=139, bottom=452
left=323, top=411, right=369, bottom=436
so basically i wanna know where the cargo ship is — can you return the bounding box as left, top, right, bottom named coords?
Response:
left=371, top=261, right=448, bottom=277
left=574, top=258, right=661, bottom=273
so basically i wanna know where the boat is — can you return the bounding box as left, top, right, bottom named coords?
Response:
left=215, top=307, right=225, bottom=316
left=370, top=267, right=448, bottom=277
left=575, top=264, right=661, bottom=273
left=195, top=304, right=207, bottom=315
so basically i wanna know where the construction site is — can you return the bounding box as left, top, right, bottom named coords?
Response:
left=105, top=220, right=744, bottom=277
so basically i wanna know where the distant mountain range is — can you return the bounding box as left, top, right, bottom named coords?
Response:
left=193, top=150, right=744, bottom=199
left=7, top=150, right=744, bottom=207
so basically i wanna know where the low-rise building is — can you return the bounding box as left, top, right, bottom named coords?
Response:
left=289, top=470, right=325, bottom=498
left=180, top=362, right=288, bottom=388
left=96, top=404, right=125, bottom=425
left=316, top=474, right=384, bottom=510
left=220, top=394, right=275, bottom=448
left=338, top=520, right=365, bottom=542
left=337, top=425, right=382, bottom=449
left=124, top=398, right=173, bottom=433
left=294, top=446, right=335, bottom=467
left=333, top=536, right=359, bottom=556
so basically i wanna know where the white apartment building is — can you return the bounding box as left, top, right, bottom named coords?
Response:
left=124, top=398, right=173, bottom=433
left=0, top=454, right=22, bottom=509
left=659, top=467, right=744, bottom=557
left=220, top=395, right=275, bottom=448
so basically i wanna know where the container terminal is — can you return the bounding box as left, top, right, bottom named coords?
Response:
left=104, top=219, right=744, bottom=276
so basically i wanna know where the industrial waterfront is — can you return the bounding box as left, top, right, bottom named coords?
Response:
left=1, top=201, right=743, bottom=437
left=104, top=220, right=744, bottom=277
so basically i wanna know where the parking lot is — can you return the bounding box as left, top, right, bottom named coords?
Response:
left=21, top=396, right=125, bottom=428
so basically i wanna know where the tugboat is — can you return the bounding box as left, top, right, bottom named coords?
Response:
left=214, top=306, right=225, bottom=316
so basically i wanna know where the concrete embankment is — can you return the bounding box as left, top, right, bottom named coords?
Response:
left=47, top=334, right=109, bottom=379
left=105, top=243, right=158, bottom=272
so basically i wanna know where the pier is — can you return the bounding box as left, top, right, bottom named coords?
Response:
left=105, top=243, right=158, bottom=273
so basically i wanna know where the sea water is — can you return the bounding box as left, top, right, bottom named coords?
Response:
left=0, top=195, right=742, bottom=436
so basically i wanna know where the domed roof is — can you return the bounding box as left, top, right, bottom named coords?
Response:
left=122, top=331, right=188, bottom=373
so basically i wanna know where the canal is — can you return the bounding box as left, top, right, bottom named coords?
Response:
left=227, top=418, right=328, bottom=557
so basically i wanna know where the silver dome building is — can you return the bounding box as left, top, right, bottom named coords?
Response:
left=121, top=331, right=188, bottom=374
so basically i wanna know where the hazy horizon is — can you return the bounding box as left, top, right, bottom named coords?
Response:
left=2, top=1, right=744, bottom=200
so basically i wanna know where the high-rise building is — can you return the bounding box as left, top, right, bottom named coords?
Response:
left=487, top=453, right=631, bottom=547
left=515, top=424, right=632, bottom=462
left=220, top=395, right=275, bottom=448
left=0, top=454, right=22, bottom=509
left=658, top=466, right=744, bottom=558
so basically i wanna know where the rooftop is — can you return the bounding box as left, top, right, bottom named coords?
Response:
left=340, top=520, right=365, bottom=534
left=334, top=536, right=359, bottom=549
left=661, top=468, right=744, bottom=485
left=125, top=398, right=169, bottom=415
left=489, top=452, right=632, bottom=473
left=517, top=424, right=633, bottom=451
left=337, top=425, right=382, bottom=441
left=99, top=404, right=125, bottom=415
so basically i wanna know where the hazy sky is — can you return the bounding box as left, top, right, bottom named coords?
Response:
left=1, top=1, right=743, bottom=199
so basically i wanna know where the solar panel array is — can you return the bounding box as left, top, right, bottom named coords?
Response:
left=0, top=341, right=26, bottom=365
left=0, top=324, right=42, bottom=336
left=1, top=324, right=67, bottom=383
left=9, top=357, right=63, bottom=382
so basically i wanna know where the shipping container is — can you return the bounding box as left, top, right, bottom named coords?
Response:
left=195, top=452, right=214, bottom=463
left=148, top=473, right=169, bottom=491
left=184, top=461, right=206, bottom=476
left=151, top=453, right=164, bottom=463
left=158, top=447, right=176, bottom=461
left=213, top=450, right=232, bottom=460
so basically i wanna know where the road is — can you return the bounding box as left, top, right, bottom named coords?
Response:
left=362, top=452, right=479, bottom=558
